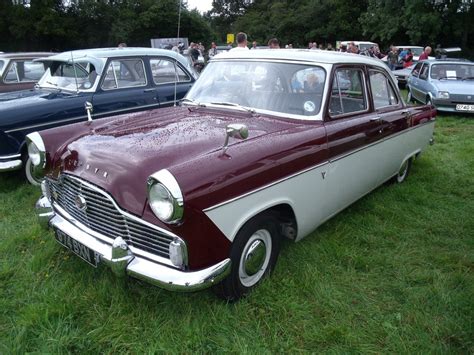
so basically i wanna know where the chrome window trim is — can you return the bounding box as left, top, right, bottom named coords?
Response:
left=329, top=67, right=370, bottom=119
left=368, top=69, right=401, bottom=110
left=190, top=60, right=331, bottom=121
left=101, top=58, right=148, bottom=91
left=204, top=120, right=434, bottom=212
left=150, top=58, right=192, bottom=85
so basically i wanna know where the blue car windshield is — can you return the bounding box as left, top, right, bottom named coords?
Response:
left=431, top=63, right=474, bottom=80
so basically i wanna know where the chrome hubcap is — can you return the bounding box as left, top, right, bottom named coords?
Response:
left=244, top=240, right=266, bottom=276
left=239, top=229, right=272, bottom=287
left=398, top=160, right=408, bottom=181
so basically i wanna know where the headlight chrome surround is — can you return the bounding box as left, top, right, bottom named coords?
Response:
left=147, top=169, right=184, bottom=224
left=438, top=91, right=450, bottom=99
left=26, top=132, right=47, bottom=173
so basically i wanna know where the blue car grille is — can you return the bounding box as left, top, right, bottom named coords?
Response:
left=47, top=175, right=173, bottom=259
left=450, top=94, right=474, bottom=103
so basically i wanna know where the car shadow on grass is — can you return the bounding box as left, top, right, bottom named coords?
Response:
left=0, top=171, right=26, bottom=192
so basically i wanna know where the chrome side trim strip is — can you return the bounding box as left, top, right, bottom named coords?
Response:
left=4, top=116, right=85, bottom=134
left=0, top=153, right=21, bottom=160
left=204, top=120, right=435, bottom=212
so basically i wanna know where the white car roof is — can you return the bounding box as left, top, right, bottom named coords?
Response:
left=213, top=49, right=388, bottom=70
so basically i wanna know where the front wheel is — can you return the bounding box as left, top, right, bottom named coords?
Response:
left=23, top=155, right=43, bottom=186
left=213, top=213, right=281, bottom=301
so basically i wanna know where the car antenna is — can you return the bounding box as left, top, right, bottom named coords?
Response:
left=70, top=51, right=79, bottom=94
left=173, top=0, right=182, bottom=107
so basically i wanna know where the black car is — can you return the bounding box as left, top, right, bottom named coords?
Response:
left=0, top=47, right=197, bottom=184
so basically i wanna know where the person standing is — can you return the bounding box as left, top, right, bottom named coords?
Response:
left=208, top=42, right=218, bottom=59
left=229, top=32, right=249, bottom=51
left=250, top=41, right=258, bottom=50
left=419, top=46, right=432, bottom=60
left=387, top=46, right=399, bottom=70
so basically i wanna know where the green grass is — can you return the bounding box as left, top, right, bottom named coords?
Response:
left=1, top=113, right=473, bottom=353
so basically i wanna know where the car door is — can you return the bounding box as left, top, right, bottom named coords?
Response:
left=92, top=57, right=159, bottom=117
left=408, top=62, right=423, bottom=101
left=149, top=57, right=194, bottom=106
left=367, top=68, right=410, bottom=181
left=413, top=63, right=430, bottom=103
left=323, top=65, right=383, bottom=216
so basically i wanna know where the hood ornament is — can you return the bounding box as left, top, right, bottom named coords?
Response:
left=222, top=124, right=248, bottom=156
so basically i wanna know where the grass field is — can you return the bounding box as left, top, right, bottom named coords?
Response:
left=0, top=113, right=473, bottom=353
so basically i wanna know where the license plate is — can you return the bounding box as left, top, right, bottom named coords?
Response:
left=55, top=229, right=99, bottom=267
left=456, top=104, right=474, bottom=112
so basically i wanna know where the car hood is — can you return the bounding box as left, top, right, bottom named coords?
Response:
left=0, top=87, right=59, bottom=103
left=433, top=80, right=474, bottom=95
left=59, top=107, right=302, bottom=216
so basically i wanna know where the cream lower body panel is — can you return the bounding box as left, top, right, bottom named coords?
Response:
left=205, top=121, right=435, bottom=242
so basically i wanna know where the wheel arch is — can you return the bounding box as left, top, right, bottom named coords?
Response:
left=205, top=198, right=299, bottom=243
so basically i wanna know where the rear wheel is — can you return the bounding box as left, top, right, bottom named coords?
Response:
left=392, top=158, right=412, bottom=184
left=213, top=213, right=281, bottom=301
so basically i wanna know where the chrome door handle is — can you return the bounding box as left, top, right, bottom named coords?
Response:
left=370, top=116, right=382, bottom=122
left=143, top=88, right=155, bottom=93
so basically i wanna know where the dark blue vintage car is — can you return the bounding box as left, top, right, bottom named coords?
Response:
left=0, top=47, right=197, bottom=184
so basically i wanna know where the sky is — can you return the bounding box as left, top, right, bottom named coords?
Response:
left=186, top=0, right=213, bottom=13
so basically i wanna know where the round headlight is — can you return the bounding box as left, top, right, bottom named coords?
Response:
left=147, top=169, right=184, bottom=224
left=149, top=183, right=175, bottom=222
left=28, top=141, right=41, bottom=166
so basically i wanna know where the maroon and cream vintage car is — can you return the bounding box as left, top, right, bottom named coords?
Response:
left=30, top=50, right=436, bottom=301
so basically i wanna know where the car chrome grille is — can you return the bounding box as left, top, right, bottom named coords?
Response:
left=47, top=175, right=173, bottom=259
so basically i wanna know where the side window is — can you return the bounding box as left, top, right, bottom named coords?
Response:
left=419, top=64, right=429, bottom=80
left=102, top=58, right=146, bottom=90
left=3, top=61, right=44, bottom=83
left=150, top=59, right=190, bottom=84
left=329, top=68, right=367, bottom=117
left=412, top=62, right=422, bottom=78
left=369, top=71, right=399, bottom=109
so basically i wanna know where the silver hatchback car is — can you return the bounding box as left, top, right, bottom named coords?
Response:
left=406, top=60, right=474, bottom=113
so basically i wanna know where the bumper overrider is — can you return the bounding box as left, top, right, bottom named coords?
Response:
left=35, top=194, right=231, bottom=292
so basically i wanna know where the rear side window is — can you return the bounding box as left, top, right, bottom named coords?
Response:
left=329, top=68, right=367, bottom=117
left=4, top=61, right=46, bottom=83
left=150, top=58, right=190, bottom=84
left=419, top=64, right=429, bottom=80
left=369, top=71, right=399, bottom=109
left=102, top=58, right=146, bottom=90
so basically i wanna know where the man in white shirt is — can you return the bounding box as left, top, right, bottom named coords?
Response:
left=230, top=32, right=249, bottom=51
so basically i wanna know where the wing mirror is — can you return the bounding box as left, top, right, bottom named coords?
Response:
left=222, top=124, right=248, bottom=155
left=85, top=101, right=93, bottom=122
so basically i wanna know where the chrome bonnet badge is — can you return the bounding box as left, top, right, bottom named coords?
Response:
left=75, top=195, right=87, bottom=211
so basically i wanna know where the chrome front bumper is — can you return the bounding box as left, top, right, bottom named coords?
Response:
left=0, top=154, right=22, bottom=172
left=36, top=195, right=231, bottom=292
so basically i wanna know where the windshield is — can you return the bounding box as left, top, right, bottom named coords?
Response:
left=430, top=63, right=474, bottom=80
left=407, top=48, right=423, bottom=56
left=37, top=60, right=98, bottom=92
left=185, top=61, right=327, bottom=117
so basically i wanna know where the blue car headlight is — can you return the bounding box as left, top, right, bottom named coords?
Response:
left=438, top=91, right=450, bottom=99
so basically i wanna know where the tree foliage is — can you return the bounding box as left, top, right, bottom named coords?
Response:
left=0, top=0, right=215, bottom=51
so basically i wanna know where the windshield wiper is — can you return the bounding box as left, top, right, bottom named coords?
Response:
left=209, top=101, right=256, bottom=113
left=180, top=98, right=206, bottom=107
left=462, top=76, right=474, bottom=81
